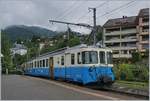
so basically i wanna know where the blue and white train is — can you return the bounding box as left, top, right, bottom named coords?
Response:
left=22, top=44, right=115, bottom=85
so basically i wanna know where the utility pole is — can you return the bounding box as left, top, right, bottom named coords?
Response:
left=67, top=25, right=70, bottom=40
left=89, top=7, right=96, bottom=46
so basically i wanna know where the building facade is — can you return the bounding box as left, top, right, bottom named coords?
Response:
left=103, top=8, right=149, bottom=58
left=137, top=8, right=149, bottom=54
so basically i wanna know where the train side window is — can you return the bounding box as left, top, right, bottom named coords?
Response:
left=43, top=60, right=45, bottom=67
left=77, top=52, right=81, bottom=64
left=99, top=51, right=105, bottom=64
left=31, top=62, right=32, bottom=68
left=34, top=61, right=36, bottom=68
left=71, top=54, right=75, bottom=65
left=30, top=63, right=32, bottom=68
left=61, top=56, right=64, bottom=65
left=46, top=59, right=48, bottom=67
left=38, top=61, right=40, bottom=68
left=40, top=60, right=42, bottom=67
left=57, top=57, right=60, bottom=64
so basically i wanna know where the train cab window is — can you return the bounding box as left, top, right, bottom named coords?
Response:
left=46, top=59, right=48, bottom=67
left=61, top=56, right=64, bottom=65
left=71, top=54, right=75, bottom=65
left=82, top=51, right=98, bottom=64
left=43, top=60, right=45, bottom=67
left=77, top=52, right=81, bottom=64
left=107, top=52, right=113, bottom=64
left=99, top=51, right=105, bottom=64
left=40, top=60, right=42, bottom=67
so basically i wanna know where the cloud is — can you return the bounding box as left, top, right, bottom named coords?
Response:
left=0, top=0, right=149, bottom=34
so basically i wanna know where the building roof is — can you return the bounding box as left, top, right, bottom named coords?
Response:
left=138, top=8, right=149, bottom=17
left=103, top=16, right=137, bottom=28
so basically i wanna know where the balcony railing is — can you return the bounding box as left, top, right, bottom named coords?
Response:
left=105, top=38, right=137, bottom=43
left=107, top=46, right=137, bottom=50
left=113, top=54, right=132, bottom=58
left=105, top=29, right=137, bottom=36
left=141, top=22, right=149, bottom=26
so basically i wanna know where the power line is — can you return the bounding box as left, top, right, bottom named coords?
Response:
left=55, top=1, right=78, bottom=20
left=95, top=1, right=108, bottom=8
left=102, top=1, right=138, bottom=18
left=59, top=1, right=85, bottom=21
left=97, top=1, right=135, bottom=18
left=86, top=0, right=135, bottom=24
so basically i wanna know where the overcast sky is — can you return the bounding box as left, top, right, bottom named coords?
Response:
left=0, top=0, right=149, bottom=34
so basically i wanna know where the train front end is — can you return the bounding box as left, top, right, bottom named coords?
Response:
left=81, top=48, right=115, bottom=85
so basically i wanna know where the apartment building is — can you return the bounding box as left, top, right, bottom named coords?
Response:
left=103, top=16, right=138, bottom=58
left=137, top=8, right=149, bottom=54
left=103, top=8, right=149, bottom=58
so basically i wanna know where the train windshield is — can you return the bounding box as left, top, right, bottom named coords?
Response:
left=107, top=52, right=113, bottom=64
left=82, top=51, right=98, bottom=64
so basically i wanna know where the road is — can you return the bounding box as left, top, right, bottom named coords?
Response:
left=1, top=75, right=145, bottom=100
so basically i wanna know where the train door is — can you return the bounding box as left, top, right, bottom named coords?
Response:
left=49, top=57, right=54, bottom=79
left=65, top=53, right=71, bottom=79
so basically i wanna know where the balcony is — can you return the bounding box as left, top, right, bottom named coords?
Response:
left=113, top=54, right=132, bottom=58
left=105, top=29, right=137, bottom=36
left=140, top=31, right=149, bottom=35
left=141, top=22, right=149, bottom=26
left=107, top=46, right=137, bottom=50
left=105, top=38, right=137, bottom=43
left=140, top=40, right=149, bottom=44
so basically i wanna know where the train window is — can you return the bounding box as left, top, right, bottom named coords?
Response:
left=71, top=54, right=75, bottom=65
left=31, top=62, right=33, bottom=68
left=77, top=53, right=81, bottom=64
left=40, top=60, right=42, bottom=67
left=107, top=52, right=113, bottom=64
left=38, top=61, right=40, bottom=68
left=43, top=60, right=45, bottom=67
left=82, top=51, right=98, bottom=64
left=57, top=57, right=60, bottom=64
left=34, top=61, right=36, bottom=68
left=30, top=63, right=32, bottom=68
left=99, top=51, right=105, bottom=64
left=46, top=59, right=48, bottom=67
left=61, top=56, right=64, bottom=65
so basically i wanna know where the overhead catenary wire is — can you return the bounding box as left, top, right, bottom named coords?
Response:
left=58, top=1, right=86, bottom=21
left=86, top=0, right=135, bottom=25
left=97, top=1, right=135, bottom=18
left=55, top=1, right=78, bottom=20
left=76, top=1, right=108, bottom=23
left=102, top=0, right=138, bottom=19
left=95, top=1, right=108, bottom=9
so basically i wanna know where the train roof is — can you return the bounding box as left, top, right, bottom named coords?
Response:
left=27, top=44, right=112, bottom=62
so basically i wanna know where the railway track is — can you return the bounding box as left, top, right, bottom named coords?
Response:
left=54, top=78, right=149, bottom=99
left=85, top=84, right=149, bottom=99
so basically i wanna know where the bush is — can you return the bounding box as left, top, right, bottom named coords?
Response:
left=131, top=51, right=142, bottom=63
left=119, top=64, right=135, bottom=81
left=113, top=63, right=149, bottom=82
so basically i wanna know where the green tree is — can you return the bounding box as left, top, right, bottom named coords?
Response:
left=131, top=51, right=142, bottom=63
left=1, top=31, right=13, bottom=71
left=13, top=54, right=27, bottom=67
left=68, top=37, right=80, bottom=47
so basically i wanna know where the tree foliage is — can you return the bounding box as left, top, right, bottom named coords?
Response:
left=131, top=51, right=142, bottom=63
left=1, top=31, right=13, bottom=71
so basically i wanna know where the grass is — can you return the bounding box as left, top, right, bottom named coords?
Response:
left=115, top=80, right=149, bottom=90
